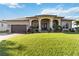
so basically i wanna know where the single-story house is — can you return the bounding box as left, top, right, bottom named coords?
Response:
left=3, top=15, right=74, bottom=33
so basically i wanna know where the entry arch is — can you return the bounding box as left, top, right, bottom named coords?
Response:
left=41, top=18, right=50, bottom=31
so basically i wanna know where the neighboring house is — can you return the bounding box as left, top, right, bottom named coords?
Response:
left=3, top=15, right=74, bottom=33
left=0, top=21, right=8, bottom=31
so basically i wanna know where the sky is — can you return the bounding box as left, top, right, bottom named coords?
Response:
left=0, top=3, right=79, bottom=20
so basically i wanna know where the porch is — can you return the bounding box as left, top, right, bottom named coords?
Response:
left=29, top=18, right=60, bottom=32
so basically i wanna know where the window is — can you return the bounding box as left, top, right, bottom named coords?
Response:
left=1, top=23, right=3, bottom=27
left=65, top=23, right=69, bottom=29
left=63, top=23, right=69, bottom=29
left=32, top=20, right=38, bottom=28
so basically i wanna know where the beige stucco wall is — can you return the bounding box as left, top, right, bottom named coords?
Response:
left=29, top=16, right=62, bottom=22
left=6, top=20, right=29, bottom=25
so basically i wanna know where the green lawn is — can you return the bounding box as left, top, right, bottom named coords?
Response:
left=0, top=33, right=79, bottom=56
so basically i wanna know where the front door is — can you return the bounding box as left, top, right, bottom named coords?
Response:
left=42, top=22, right=48, bottom=31
left=41, top=19, right=50, bottom=31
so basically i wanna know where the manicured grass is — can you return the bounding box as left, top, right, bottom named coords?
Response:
left=0, top=33, right=79, bottom=56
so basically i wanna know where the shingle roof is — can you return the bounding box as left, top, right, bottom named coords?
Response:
left=62, top=18, right=75, bottom=21
left=3, top=15, right=75, bottom=21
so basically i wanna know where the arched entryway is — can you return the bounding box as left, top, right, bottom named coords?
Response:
left=31, top=20, right=39, bottom=28
left=29, top=20, right=39, bottom=32
left=53, top=20, right=58, bottom=26
left=41, top=19, right=50, bottom=31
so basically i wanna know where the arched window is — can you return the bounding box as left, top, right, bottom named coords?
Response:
left=31, top=20, right=38, bottom=28
left=53, top=20, right=58, bottom=26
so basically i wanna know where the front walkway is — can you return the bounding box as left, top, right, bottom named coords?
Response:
left=0, top=33, right=19, bottom=41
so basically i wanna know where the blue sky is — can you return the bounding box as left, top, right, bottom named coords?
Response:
left=0, top=3, right=79, bottom=20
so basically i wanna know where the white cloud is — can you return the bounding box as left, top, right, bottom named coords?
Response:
left=41, top=7, right=79, bottom=15
left=41, top=5, right=79, bottom=19
left=0, top=3, right=22, bottom=8
left=36, top=3, right=41, bottom=5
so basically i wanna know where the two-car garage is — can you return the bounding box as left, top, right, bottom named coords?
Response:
left=11, top=25, right=27, bottom=33
left=6, top=20, right=29, bottom=33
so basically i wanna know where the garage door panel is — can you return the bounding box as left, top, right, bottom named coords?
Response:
left=11, top=25, right=26, bottom=33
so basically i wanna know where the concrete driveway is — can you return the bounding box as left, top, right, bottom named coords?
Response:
left=0, top=33, right=19, bottom=41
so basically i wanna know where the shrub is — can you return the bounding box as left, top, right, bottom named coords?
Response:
left=48, top=28, right=52, bottom=32
left=69, top=28, right=75, bottom=32
left=27, top=26, right=39, bottom=33
left=27, top=26, right=33, bottom=33
left=75, top=27, right=79, bottom=32
left=0, top=30, right=9, bottom=33
left=53, top=25, right=62, bottom=32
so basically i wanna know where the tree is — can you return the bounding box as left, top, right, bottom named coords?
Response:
left=75, top=21, right=79, bottom=32
left=75, top=21, right=79, bottom=27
